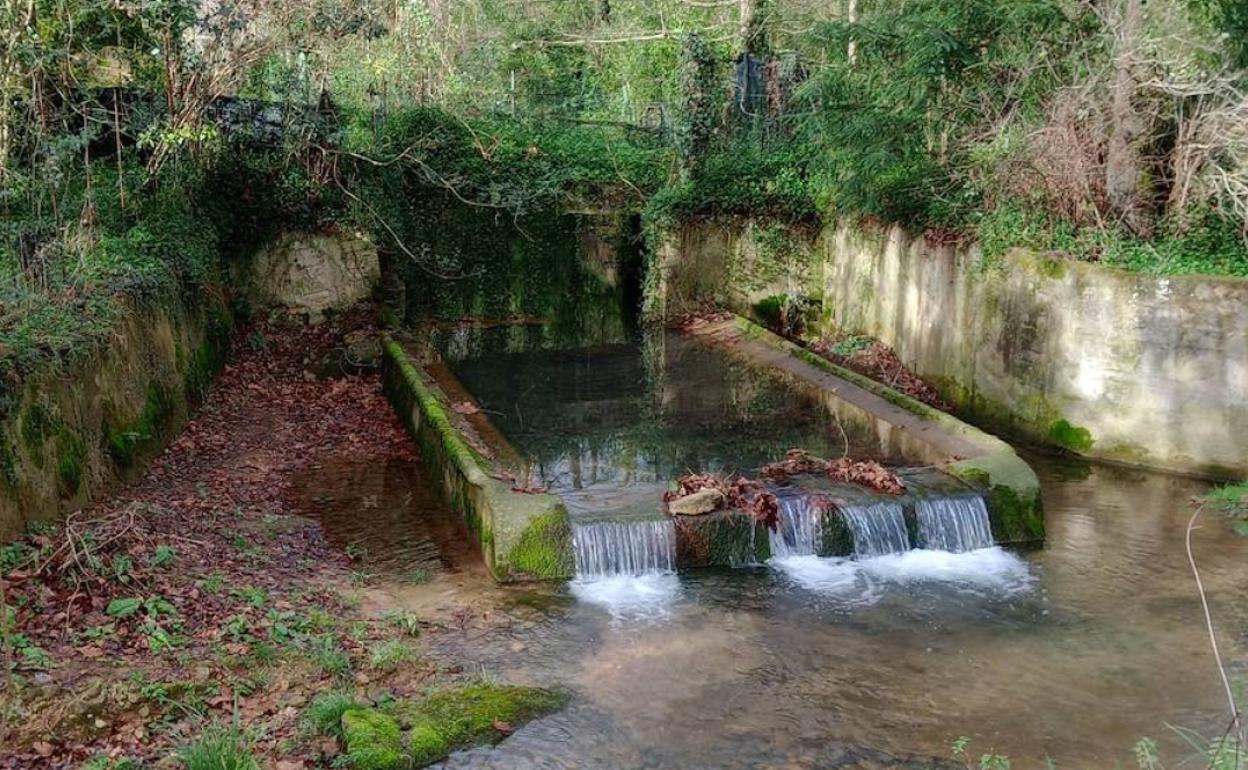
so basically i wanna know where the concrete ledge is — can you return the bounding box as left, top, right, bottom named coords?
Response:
left=380, top=335, right=574, bottom=581
left=690, top=316, right=1043, bottom=544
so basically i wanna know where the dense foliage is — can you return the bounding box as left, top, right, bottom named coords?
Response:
left=5, top=0, right=1248, bottom=389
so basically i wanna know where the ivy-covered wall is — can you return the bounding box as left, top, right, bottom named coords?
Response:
left=657, top=217, right=1248, bottom=479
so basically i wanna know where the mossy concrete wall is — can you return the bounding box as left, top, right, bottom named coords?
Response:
left=0, top=298, right=233, bottom=540
left=658, top=218, right=1248, bottom=479
left=380, top=335, right=573, bottom=581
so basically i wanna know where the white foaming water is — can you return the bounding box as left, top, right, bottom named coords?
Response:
left=768, top=554, right=883, bottom=604
left=859, top=547, right=1033, bottom=593
left=569, top=573, right=682, bottom=621
left=771, top=547, right=1032, bottom=598
left=915, top=495, right=995, bottom=552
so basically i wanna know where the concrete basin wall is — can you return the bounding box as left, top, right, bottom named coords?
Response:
left=381, top=335, right=574, bottom=581
left=657, top=218, right=1248, bottom=479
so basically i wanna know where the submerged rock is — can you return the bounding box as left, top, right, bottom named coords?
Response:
left=668, top=488, right=724, bottom=515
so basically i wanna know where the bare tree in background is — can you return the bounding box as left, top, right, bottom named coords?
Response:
left=1105, top=0, right=1153, bottom=235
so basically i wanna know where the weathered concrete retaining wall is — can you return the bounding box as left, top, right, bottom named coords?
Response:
left=0, top=298, right=233, bottom=540
left=381, top=335, right=573, bottom=581
left=657, top=218, right=1248, bottom=478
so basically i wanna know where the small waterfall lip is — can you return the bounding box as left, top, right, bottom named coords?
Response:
left=915, top=493, right=994, bottom=553
left=572, top=518, right=677, bottom=579
left=838, top=501, right=910, bottom=558
left=769, top=492, right=827, bottom=558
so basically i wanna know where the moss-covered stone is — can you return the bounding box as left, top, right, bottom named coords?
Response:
left=401, top=684, right=566, bottom=767
left=342, top=708, right=406, bottom=770
left=820, top=510, right=854, bottom=556
left=340, top=685, right=566, bottom=770
left=381, top=336, right=573, bottom=581
left=674, top=510, right=769, bottom=567
left=505, top=508, right=574, bottom=579
left=949, top=465, right=1045, bottom=544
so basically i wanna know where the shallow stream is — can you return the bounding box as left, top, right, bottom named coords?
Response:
left=293, top=328, right=1248, bottom=769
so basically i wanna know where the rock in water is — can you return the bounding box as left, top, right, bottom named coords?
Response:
left=668, top=488, right=724, bottom=515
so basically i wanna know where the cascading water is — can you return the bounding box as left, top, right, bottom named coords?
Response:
left=839, top=502, right=911, bottom=557
left=572, top=519, right=676, bottom=578
left=770, top=494, right=824, bottom=557
left=915, top=494, right=994, bottom=553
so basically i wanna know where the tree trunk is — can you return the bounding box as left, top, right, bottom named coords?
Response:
left=739, top=0, right=767, bottom=58
left=847, top=0, right=859, bottom=65
left=1105, top=0, right=1152, bottom=235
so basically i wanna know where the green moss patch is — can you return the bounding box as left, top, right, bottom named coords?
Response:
left=20, top=401, right=55, bottom=456
left=402, top=684, right=566, bottom=766
left=341, top=684, right=566, bottom=769
left=57, top=430, right=87, bottom=497
left=104, top=383, right=174, bottom=468
left=505, top=509, right=574, bottom=579
left=1047, top=419, right=1094, bottom=452
left=342, top=709, right=406, bottom=770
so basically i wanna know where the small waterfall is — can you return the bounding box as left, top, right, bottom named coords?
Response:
left=770, top=495, right=824, bottom=558
left=916, top=495, right=995, bottom=553
left=573, top=519, right=676, bottom=578
left=839, top=502, right=910, bottom=557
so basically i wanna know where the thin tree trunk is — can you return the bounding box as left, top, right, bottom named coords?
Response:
left=848, top=0, right=859, bottom=65
left=1105, top=0, right=1151, bottom=235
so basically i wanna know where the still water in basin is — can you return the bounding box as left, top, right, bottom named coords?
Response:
left=429, top=326, right=899, bottom=519
left=294, top=453, right=1248, bottom=770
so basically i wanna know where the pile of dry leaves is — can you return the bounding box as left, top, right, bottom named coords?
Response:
left=808, top=335, right=949, bottom=410
left=663, top=473, right=779, bottom=529
left=762, top=449, right=907, bottom=495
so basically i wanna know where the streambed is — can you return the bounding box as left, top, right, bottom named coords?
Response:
left=294, top=328, right=1248, bottom=769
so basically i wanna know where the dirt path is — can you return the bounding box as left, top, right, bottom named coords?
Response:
left=0, top=312, right=446, bottom=769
